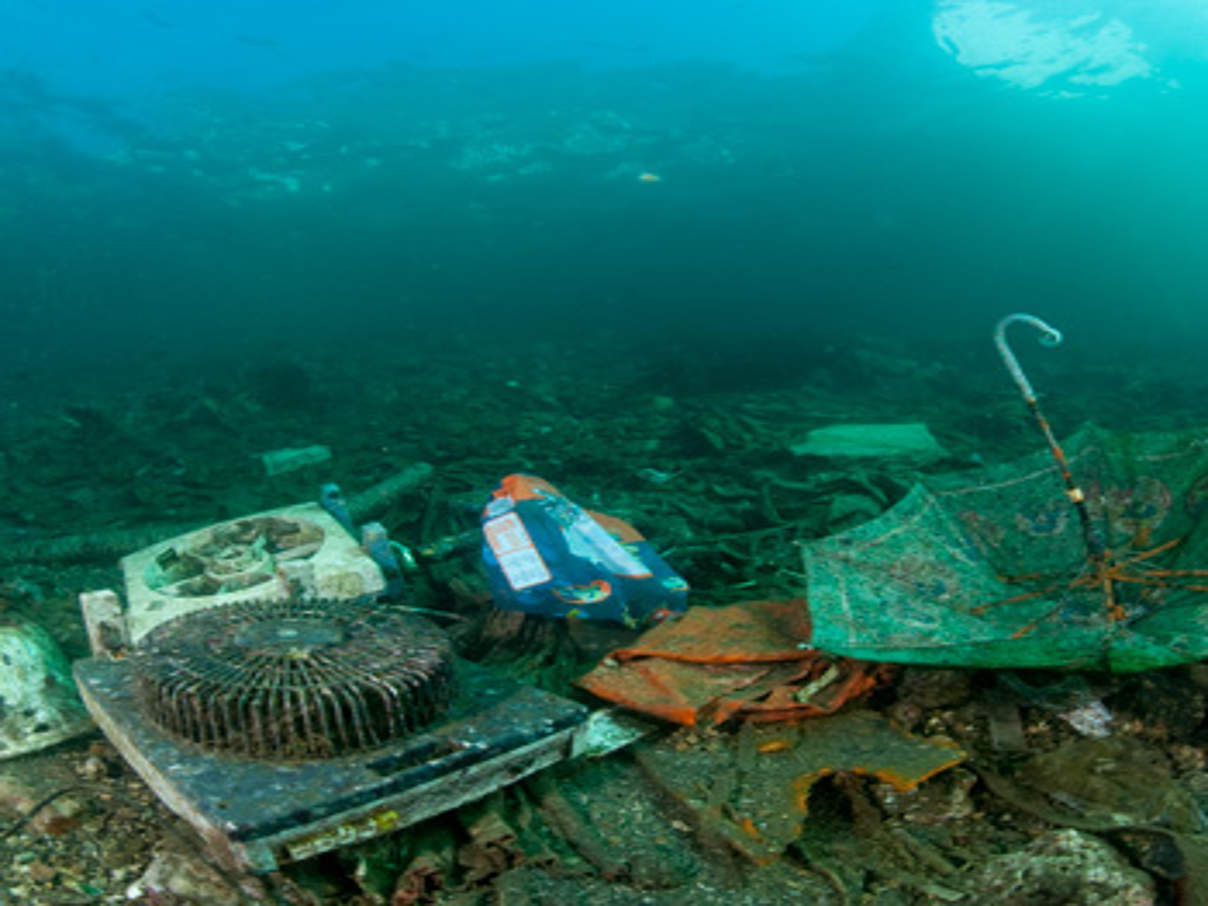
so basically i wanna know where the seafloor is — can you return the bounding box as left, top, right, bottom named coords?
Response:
left=2, top=328, right=1208, bottom=905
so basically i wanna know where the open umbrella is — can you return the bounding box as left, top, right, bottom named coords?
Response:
left=801, top=314, right=1208, bottom=672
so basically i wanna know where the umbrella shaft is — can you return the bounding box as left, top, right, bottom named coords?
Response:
left=1024, top=396, right=1105, bottom=561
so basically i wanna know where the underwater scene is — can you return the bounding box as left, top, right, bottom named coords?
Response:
left=5, top=0, right=1208, bottom=903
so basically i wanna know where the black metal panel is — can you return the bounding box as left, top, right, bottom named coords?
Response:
left=75, top=656, right=586, bottom=843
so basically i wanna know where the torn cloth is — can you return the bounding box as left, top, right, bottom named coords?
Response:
left=576, top=599, right=886, bottom=725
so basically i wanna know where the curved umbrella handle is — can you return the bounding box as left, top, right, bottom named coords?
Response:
left=994, top=313, right=1062, bottom=403
left=992, top=313, right=1107, bottom=568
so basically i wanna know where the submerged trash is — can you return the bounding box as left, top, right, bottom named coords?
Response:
left=636, top=709, right=966, bottom=863
left=75, top=592, right=589, bottom=871
left=996, top=672, right=1116, bottom=738
left=0, top=615, right=93, bottom=759
left=75, top=488, right=591, bottom=872
left=802, top=314, right=1208, bottom=672
left=1057, top=698, right=1114, bottom=738
left=979, top=734, right=1208, bottom=903
left=789, top=422, right=948, bottom=461
left=259, top=444, right=332, bottom=476
left=577, top=599, right=885, bottom=725
left=481, top=474, right=688, bottom=626
left=968, top=829, right=1155, bottom=906
left=1013, top=735, right=1204, bottom=834
left=805, top=422, right=1208, bottom=671
left=121, top=504, right=386, bottom=644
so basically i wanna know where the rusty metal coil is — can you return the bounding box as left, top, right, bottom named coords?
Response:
left=132, top=598, right=455, bottom=760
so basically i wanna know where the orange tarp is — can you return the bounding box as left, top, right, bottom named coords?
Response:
left=576, top=599, right=887, bottom=725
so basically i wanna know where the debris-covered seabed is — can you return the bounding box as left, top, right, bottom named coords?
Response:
left=3, top=332, right=1208, bottom=905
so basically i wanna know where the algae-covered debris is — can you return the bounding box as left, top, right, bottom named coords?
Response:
left=260, top=444, right=332, bottom=476
left=0, top=616, right=93, bottom=759
left=576, top=599, right=885, bottom=725
left=968, top=828, right=1156, bottom=906
left=789, top=422, right=949, bottom=462
left=1017, top=736, right=1204, bottom=834
left=635, top=709, right=965, bottom=863
left=803, top=424, right=1208, bottom=672
left=979, top=735, right=1208, bottom=906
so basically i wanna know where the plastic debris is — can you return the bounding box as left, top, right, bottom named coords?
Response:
left=481, top=474, right=688, bottom=626
left=803, top=424, right=1208, bottom=672
left=577, top=599, right=887, bottom=725
left=569, top=708, right=660, bottom=759
left=996, top=673, right=1116, bottom=738
left=1057, top=699, right=1114, bottom=738
left=636, top=710, right=966, bottom=863
left=826, top=492, right=884, bottom=530
left=789, top=422, right=948, bottom=461
left=0, top=615, right=93, bottom=759
left=259, top=444, right=332, bottom=476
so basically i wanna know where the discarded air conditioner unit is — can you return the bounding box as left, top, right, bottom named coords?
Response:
left=74, top=501, right=644, bottom=872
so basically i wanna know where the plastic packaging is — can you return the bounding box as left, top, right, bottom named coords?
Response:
left=0, top=615, right=93, bottom=758
left=481, top=474, right=688, bottom=626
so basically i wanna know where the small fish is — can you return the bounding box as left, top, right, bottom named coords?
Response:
left=637, top=171, right=662, bottom=183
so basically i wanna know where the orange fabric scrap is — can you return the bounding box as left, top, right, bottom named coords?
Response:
left=575, top=599, right=887, bottom=726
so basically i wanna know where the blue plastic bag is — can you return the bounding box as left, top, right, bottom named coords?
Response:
left=481, top=474, right=688, bottom=626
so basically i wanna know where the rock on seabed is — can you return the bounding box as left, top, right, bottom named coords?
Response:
left=967, top=828, right=1155, bottom=906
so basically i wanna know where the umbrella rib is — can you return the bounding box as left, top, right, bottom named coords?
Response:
left=1108, top=537, right=1182, bottom=566
left=1009, top=605, right=1065, bottom=640
left=971, top=579, right=1070, bottom=615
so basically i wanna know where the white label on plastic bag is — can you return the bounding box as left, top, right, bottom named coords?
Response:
left=484, top=512, right=551, bottom=590
left=484, top=495, right=513, bottom=518
left=566, top=510, right=651, bottom=578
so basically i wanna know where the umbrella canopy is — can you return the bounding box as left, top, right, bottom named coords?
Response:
left=802, top=423, right=1208, bottom=672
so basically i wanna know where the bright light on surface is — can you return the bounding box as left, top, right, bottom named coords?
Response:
left=932, top=0, right=1168, bottom=96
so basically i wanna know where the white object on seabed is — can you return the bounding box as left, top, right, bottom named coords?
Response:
left=0, top=615, right=93, bottom=759
left=260, top=444, right=332, bottom=476
left=789, top=422, right=949, bottom=461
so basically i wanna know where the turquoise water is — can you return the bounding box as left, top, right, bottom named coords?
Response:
left=5, top=5, right=1208, bottom=902
left=3, top=1, right=1207, bottom=389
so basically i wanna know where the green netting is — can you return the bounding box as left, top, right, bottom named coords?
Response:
left=802, top=424, right=1208, bottom=672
